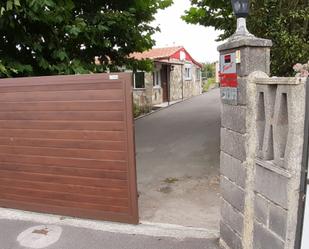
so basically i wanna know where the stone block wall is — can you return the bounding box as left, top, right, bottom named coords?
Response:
left=251, top=77, right=307, bottom=249
left=170, top=64, right=183, bottom=101
left=170, top=63, right=202, bottom=101
left=133, top=62, right=201, bottom=107
left=152, top=87, right=163, bottom=105
left=183, top=63, right=202, bottom=99
left=220, top=72, right=307, bottom=249
left=133, top=72, right=153, bottom=107
left=132, top=89, right=147, bottom=106
left=219, top=35, right=307, bottom=249
left=218, top=37, right=273, bottom=249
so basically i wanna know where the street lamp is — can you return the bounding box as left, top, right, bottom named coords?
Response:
left=231, top=0, right=249, bottom=18
left=230, top=0, right=253, bottom=40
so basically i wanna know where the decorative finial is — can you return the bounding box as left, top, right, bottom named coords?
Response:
left=230, top=0, right=254, bottom=40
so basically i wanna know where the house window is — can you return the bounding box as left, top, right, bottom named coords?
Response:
left=153, top=69, right=161, bottom=87
left=184, top=64, right=192, bottom=81
left=196, top=68, right=201, bottom=80
left=133, top=72, right=145, bottom=89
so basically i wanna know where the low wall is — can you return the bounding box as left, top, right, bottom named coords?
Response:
left=251, top=76, right=306, bottom=249
left=133, top=72, right=153, bottom=107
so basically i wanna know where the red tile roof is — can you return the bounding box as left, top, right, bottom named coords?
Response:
left=130, top=46, right=183, bottom=60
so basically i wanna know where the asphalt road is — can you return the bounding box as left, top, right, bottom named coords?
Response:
left=0, top=219, right=220, bottom=249
left=135, top=89, right=221, bottom=229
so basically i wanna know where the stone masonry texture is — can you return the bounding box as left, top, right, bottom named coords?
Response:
left=220, top=128, right=246, bottom=162
left=254, top=164, right=288, bottom=209
left=254, top=194, right=268, bottom=226
left=269, top=203, right=287, bottom=239
left=220, top=222, right=243, bottom=249
left=221, top=104, right=246, bottom=134
left=133, top=61, right=202, bottom=107
left=219, top=34, right=305, bottom=249
left=237, top=77, right=248, bottom=106
left=253, top=222, right=284, bottom=249
left=221, top=176, right=245, bottom=213
left=220, top=152, right=246, bottom=189
left=221, top=199, right=244, bottom=235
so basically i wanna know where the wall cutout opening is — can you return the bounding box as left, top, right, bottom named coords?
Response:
left=257, top=92, right=266, bottom=151
left=277, top=93, right=289, bottom=160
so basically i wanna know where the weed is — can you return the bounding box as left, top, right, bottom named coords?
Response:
left=163, top=177, right=179, bottom=184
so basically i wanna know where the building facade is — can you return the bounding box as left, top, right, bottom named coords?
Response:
left=131, top=46, right=202, bottom=108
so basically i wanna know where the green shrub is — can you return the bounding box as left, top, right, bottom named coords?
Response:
left=133, top=103, right=152, bottom=118
left=202, top=78, right=216, bottom=93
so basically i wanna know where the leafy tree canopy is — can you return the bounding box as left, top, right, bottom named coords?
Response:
left=0, top=0, right=172, bottom=77
left=183, top=0, right=309, bottom=76
left=202, top=62, right=216, bottom=79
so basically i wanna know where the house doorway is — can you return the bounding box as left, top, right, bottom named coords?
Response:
left=161, top=65, right=170, bottom=103
left=135, top=89, right=221, bottom=230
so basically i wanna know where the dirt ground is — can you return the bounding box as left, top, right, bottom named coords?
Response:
left=135, top=89, right=221, bottom=230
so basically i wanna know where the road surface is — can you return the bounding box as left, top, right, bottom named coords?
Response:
left=135, top=89, right=221, bottom=230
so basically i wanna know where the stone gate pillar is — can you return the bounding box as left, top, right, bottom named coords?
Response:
left=218, top=36, right=272, bottom=249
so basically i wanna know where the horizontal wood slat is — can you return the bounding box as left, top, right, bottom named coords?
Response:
left=0, top=170, right=128, bottom=188
left=0, top=186, right=129, bottom=207
left=0, top=73, right=138, bottom=224
left=0, top=178, right=128, bottom=198
left=0, top=138, right=125, bottom=151
left=0, top=129, right=126, bottom=141
left=0, top=145, right=126, bottom=160
left=0, top=194, right=129, bottom=213
left=0, top=101, right=124, bottom=111
left=0, top=82, right=123, bottom=93
left=0, top=111, right=124, bottom=121
left=0, top=163, right=127, bottom=179
left=0, top=120, right=125, bottom=131
left=0, top=153, right=127, bottom=170
left=0, top=89, right=123, bottom=102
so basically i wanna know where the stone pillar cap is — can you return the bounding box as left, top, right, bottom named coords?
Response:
left=217, top=36, right=272, bottom=52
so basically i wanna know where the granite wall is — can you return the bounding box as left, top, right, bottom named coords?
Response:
left=170, top=62, right=202, bottom=101
left=219, top=36, right=307, bottom=249
left=133, top=61, right=202, bottom=107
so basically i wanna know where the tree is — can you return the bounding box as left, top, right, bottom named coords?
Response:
left=0, top=0, right=172, bottom=77
left=202, top=62, right=216, bottom=79
left=183, top=0, right=309, bottom=76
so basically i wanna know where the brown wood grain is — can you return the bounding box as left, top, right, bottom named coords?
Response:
left=0, top=129, right=126, bottom=141
left=0, top=137, right=126, bottom=151
left=0, top=162, right=127, bottom=179
left=0, top=73, right=138, bottom=224
left=0, top=101, right=124, bottom=111
left=0, top=111, right=124, bottom=121
left=0, top=178, right=128, bottom=198
left=0, top=120, right=125, bottom=131
left=0, top=153, right=127, bottom=170
left=0, top=145, right=126, bottom=160
left=0, top=82, right=123, bottom=93
left=0, top=89, right=123, bottom=102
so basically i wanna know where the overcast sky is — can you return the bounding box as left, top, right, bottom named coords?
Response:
left=152, top=0, right=223, bottom=63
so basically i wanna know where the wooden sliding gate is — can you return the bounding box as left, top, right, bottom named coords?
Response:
left=0, top=73, right=138, bottom=224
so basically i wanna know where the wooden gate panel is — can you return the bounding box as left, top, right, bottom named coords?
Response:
left=0, top=73, right=138, bottom=224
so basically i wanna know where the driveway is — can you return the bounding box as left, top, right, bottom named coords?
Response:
left=0, top=218, right=220, bottom=249
left=135, top=89, right=221, bottom=230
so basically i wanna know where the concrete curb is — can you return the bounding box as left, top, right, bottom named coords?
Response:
left=0, top=208, right=220, bottom=240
